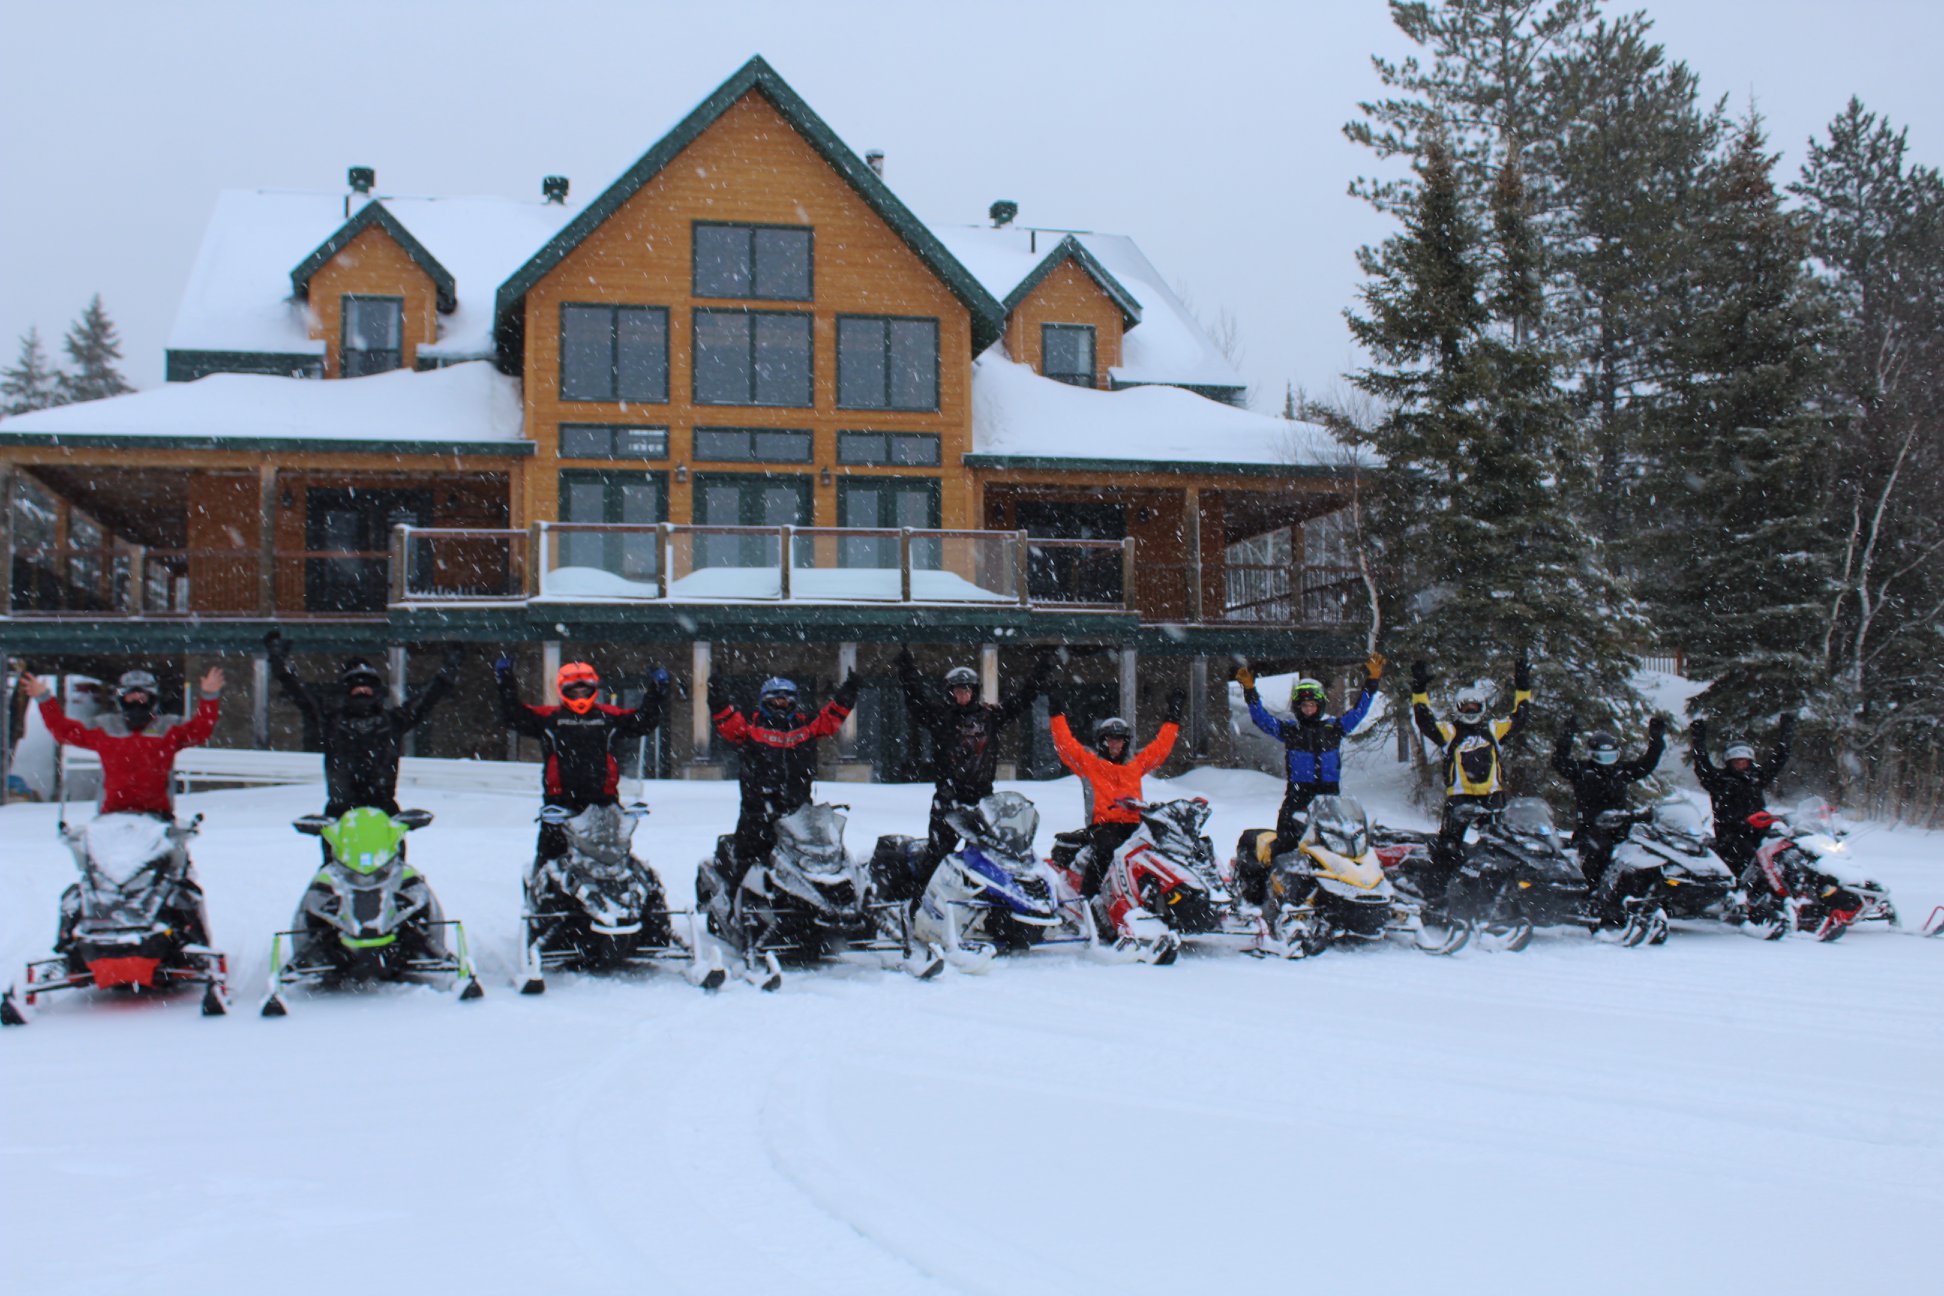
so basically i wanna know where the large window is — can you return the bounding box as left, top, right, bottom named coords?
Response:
left=838, top=478, right=940, bottom=568
left=693, top=472, right=813, bottom=569
left=693, top=310, right=812, bottom=407
left=836, top=431, right=941, bottom=467
left=559, top=424, right=668, bottom=460
left=558, top=470, right=666, bottom=580
left=341, top=295, right=403, bottom=377
left=560, top=304, right=668, bottom=402
left=692, top=223, right=812, bottom=300
left=1041, top=323, right=1096, bottom=388
left=693, top=427, right=814, bottom=463
left=836, top=316, right=939, bottom=410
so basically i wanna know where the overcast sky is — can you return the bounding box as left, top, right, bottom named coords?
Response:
left=2, top=0, right=1939, bottom=407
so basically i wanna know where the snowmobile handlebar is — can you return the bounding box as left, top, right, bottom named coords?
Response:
left=537, top=802, right=650, bottom=824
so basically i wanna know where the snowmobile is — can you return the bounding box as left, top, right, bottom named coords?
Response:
left=1738, top=807, right=1899, bottom=941
left=260, top=807, right=482, bottom=1015
left=2, top=813, right=229, bottom=1026
left=1590, top=799, right=1736, bottom=937
left=1393, top=798, right=1615, bottom=951
left=872, top=792, right=1087, bottom=970
left=1053, top=796, right=1245, bottom=964
left=1235, top=796, right=1467, bottom=958
left=519, top=802, right=725, bottom=994
left=696, top=802, right=937, bottom=990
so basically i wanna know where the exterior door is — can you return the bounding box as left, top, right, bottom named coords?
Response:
left=1015, top=499, right=1124, bottom=603
left=692, top=473, right=812, bottom=568
left=837, top=478, right=939, bottom=568
left=304, top=488, right=429, bottom=612
left=558, top=471, right=666, bottom=581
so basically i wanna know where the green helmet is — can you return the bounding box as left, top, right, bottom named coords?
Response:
left=1291, top=678, right=1328, bottom=711
left=321, top=808, right=410, bottom=874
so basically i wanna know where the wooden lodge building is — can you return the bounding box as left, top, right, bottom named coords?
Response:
left=0, top=56, right=1366, bottom=782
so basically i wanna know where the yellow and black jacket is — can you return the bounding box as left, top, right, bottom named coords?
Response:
left=1413, top=687, right=1533, bottom=798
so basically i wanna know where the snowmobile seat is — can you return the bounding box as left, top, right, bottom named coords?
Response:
left=869, top=834, right=925, bottom=902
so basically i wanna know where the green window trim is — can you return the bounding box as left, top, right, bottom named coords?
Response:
left=691, top=308, right=814, bottom=408
left=558, top=424, right=670, bottom=460
left=691, top=220, right=815, bottom=301
left=1041, top=323, right=1096, bottom=388
left=693, top=427, right=815, bottom=464
left=558, top=303, right=670, bottom=404
left=835, top=430, right=942, bottom=467
left=835, top=314, right=941, bottom=412
left=341, top=295, right=404, bottom=378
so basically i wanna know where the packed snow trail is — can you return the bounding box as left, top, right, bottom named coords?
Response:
left=2, top=769, right=1939, bottom=1295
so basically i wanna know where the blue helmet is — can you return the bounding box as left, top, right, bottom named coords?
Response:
left=760, top=677, right=798, bottom=705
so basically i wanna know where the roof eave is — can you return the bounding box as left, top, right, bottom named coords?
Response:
left=1001, top=235, right=1143, bottom=330
left=290, top=200, right=459, bottom=314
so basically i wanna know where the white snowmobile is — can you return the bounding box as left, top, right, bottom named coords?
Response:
left=261, top=807, right=482, bottom=1015
left=2, top=812, right=229, bottom=1026
left=696, top=802, right=938, bottom=990
left=1591, top=799, right=1736, bottom=938
left=1738, top=803, right=1899, bottom=941
left=519, top=802, right=724, bottom=993
left=1054, top=796, right=1249, bottom=964
left=1235, top=795, right=1466, bottom=958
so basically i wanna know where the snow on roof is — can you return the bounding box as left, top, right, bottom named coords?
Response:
left=929, top=225, right=1248, bottom=392
left=0, top=361, right=526, bottom=447
left=168, top=189, right=580, bottom=361
left=970, top=356, right=1352, bottom=471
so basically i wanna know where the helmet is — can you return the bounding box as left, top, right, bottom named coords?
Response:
left=943, top=666, right=979, bottom=694
left=1092, top=716, right=1131, bottom=755
left=1724, top=740, right=1756, bottom=763
left=1290, top=678, right=1328, bottom=712
left=556, top=661, right=601, bottom=714
left=760, top=676, right=798, bottom=710
left=115, top=669, right=159, bottom=728
left=1453, top=683, right=1491, bottom=721
left=115, top=669, right=159, bottom=703
left=1586, top=732, right=1620, bottom=766
left=339, top=657, right=384, bottom=691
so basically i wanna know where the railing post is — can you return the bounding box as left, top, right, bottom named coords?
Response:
left=389, top=524, right=410, bottom=606
left=256, top=465, right=278, bottom=616
left=0, top=462, right=13, bottom=617
left=127, top=544, right=147, bottom=615
left=1184, top=486, right=1203, bottom=623
left=656, top=522, right=671, bottom=600
left=692, top=640, right=713, bottom=763
left=836, top=641, right=859, bottom=756
left=778, top=524, right=793, bottom=600
left=251, top=651, right=271, bottom=749
left=898, top=528, right=913, bottom=603
left=1120, top=536, right=1138, bottom=614
left=1014, top=530, right=1031, bottom=608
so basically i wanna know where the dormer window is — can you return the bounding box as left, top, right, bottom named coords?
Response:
left=1042, top=323, right=1096, bottom=388
left=342, top=295, right=403, bottom=376
left=693, top=223, right=812, bottom=301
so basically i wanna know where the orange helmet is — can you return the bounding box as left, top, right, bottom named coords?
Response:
left=556, top=661, right=601, bottom=714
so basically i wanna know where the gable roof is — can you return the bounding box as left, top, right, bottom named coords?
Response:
left=492, top=55, right=1006, bottom=363
left=1003, top=234, right=1141, bottom=328
left=291, top=200, right=457, bottom=314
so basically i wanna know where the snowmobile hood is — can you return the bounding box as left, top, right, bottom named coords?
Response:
left=79, top=814, right=175, bottom=886
left=321, top=808, right=411, bottom=874
left=1301, top=795, right=1371, bottom=861
left=1304, top=843, right=1386, bottom=891
left=949, top=791, right=1039, bottom=857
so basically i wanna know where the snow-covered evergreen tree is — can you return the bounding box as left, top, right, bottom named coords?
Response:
left=56, top=295, right=133, bottom=404
left=1, top=327, right=62, bottom=415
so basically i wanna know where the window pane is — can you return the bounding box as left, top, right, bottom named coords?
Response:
left=760, top=483, right=807, bottom=526
left=752, top=430, right=812, bottom=462
left=561, top=305, right=614, bottom=399
left=695, top=428, right=750, bottom=461
left=560, top=424, right=611, bottom=457
left=562, top=478, right=607, bottom=522
left=345, top=298, right=401, bottom=350
left=617, top=428, right=667, bottom=459
left=753, top=313, right=811, bottom=406
left=1043, top=325, right=1093, bottom=377
left=619, top=479, right=661, bottom=525
left=694, top=226, right=751, bottom=297
left=837, top=431, right=887, bottom=464
left=694, top=312, right=750, bottom=404
left=890, top=433, right=941, bottom=466
left=753, top=228, right=811, bottom=300
left=837, top=317, right=887, bottom=409
left=701, top=483, right=742, bottom=525
left=894, top=487, right=932, bottom=529
left=845, top=484, right=884, bottom=527
left=616, top=308, right=667, bottom=402
left=888, top=319, right=938, bottom=409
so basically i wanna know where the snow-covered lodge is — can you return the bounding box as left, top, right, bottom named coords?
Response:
left=0, top=56, right=1365, bottom=778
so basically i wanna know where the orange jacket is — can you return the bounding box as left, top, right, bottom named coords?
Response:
left=1050, top=714, right=1179, bottom=824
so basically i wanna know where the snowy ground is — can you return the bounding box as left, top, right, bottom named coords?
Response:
left=3, top=740, right=1940, bottom=1295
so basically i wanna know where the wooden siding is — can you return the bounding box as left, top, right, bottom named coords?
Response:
left=306, top=226, right=440, bottom=377
left=520, top=91, right=975, bottom=533
left=185, top=473, right=261, bottom=611
left=1003, top=258, right=1124, bottom=388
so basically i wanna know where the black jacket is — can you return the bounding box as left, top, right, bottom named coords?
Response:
left=498, top=672, right=663, bottom=807
left=1551, top=721, right=1666, bottom=836
left=711, top=678, right=857, bottom=815
left=898, top=652, right=1049, bottom=801
left=1691, top=718, right=1792, bottom=844
left=273, top=656, right=454, bottom=816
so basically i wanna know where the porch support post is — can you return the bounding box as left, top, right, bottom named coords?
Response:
left=389, top=644, right=412, bottom=757
left=980, top=643, right=999, bottom=705
left=1184, top=487, right=1203, bottom=623
left=1, top=461, right=16, bottom=617
left=251, top=651, right=271, bottom=749
left=1190, top=655, right=1210, bottom=757
left=541, top=640, right=562, bottom=705
left=1118, top=646, right=1138, bottom=730
left=691, top=640, right=712, bottom=762
left=0, top=636, right=12, bottom=796
left=256, top=465, right=278, bottom=616
left=836, top=641, right=859, bottom=756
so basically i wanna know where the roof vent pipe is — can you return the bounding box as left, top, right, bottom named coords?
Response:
left=989, top=199, right=1018, bottom=228
left=864, top=149, right=885, bottom=177
left=348, top=166, right=375, bottom=195
left=542, top=175, right=570, bottom=204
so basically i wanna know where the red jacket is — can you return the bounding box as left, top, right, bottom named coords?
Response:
left=1050, top=715, right=1178, bottom=825
left=39, top=695, right=220, bottom=815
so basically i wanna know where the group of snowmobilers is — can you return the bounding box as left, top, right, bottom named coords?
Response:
left=16, top=634, right=1796, bottom=937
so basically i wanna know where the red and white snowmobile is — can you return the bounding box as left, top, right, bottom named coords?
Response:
left=2, top=813, right=229, bottom=1025
left=1051, top=797, right=1250, bottom=964
left=1739, top=804, right=1899, bottom=941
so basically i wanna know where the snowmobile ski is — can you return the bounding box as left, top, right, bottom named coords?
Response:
left=0, top=988, right=26, bottom=1027
left=742, top=950, right=784, bottom=992
left=1924, top=907, right=1944, bottom=938
left=899, top=942, right=946, bottom=979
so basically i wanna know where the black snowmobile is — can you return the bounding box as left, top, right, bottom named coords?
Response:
left=2, top=813, right=229, bottom=1025
left=1394, top=798, right=1621, bottom=951
left=519, top=802, right=725, bottom=993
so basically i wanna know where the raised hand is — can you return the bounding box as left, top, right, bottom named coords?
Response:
left=20, top=671, right=50, bottom=700
left=1410, top=660, right=1432, bottom=692
left=200, top=667, right=226, bottom=695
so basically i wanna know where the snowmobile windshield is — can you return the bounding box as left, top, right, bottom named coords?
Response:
left=1502, top=798, right=1557, bottom=841
left=563, top=805, right=633, bottom=864
left=322, top=809, right=410, bottom=875
left=81, top=814, right=175, bottom=886
left=1146, top=798, right=1210, bottom=843
left=776, top=803, right=848, bottom=862
left=973, top=792, right=1039, bottom=856
left=1650, top=801, right=1706, bottom=843
left=1306, top=796, right=1370, bottom=858
left=1791, top=796, right=1845, bottom=838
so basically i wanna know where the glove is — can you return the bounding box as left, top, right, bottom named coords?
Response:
left=1364, top=651, right=1387, bottom=682
left=1565, top=714, right=1580, bottom=735
left=493, top=653, right=514, bottom=682
left=1647, top=715, right=1667, bottom=740
left=1778, top=712, right=1797, bottom=736
left=650, top=667, right=670, bottom=691
left=1513, top=656, right=1532, bottom=692
left=1234, top=665, right=1256, bottom=691
left=263, top=629, right=288, bottom=662
left=834, top=670, right=860, bottom=710
left=1689, top=717, right=1708, bottom=740
left=441, top=645, right=465, bottom=673
left=896, top=643, right=915, bottom=672
left=1410, top=660, right=1431, bottom=692
left=1046, top=684, right=1067, bottom=718
left=706, top=675, right=729, bottom=713
left=1165, top=689, right=1186, bottom=726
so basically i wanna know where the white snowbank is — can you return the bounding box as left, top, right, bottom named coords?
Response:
left=539, top=564, right=1014, bottom=604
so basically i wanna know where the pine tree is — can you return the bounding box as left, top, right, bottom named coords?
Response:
left=56, top=295, right=133, bottom=404
left=0, top=327, right=62, bottom=415
left=1642, top=117, right=1835, bottom=736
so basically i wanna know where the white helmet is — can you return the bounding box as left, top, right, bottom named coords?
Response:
left=1453, top=683, right=1492, bottom=721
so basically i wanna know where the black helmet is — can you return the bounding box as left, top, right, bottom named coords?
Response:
left=1092, top=717, right=1131, bottom=755
left=943, top=666, right=978, bottom=694
left=1586, top=731, right=1620, bottom=766
left=339, top=658, right=384, bottom=692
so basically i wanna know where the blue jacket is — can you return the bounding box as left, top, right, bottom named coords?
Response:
left=1248, top=684, right=1376, bottom=789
